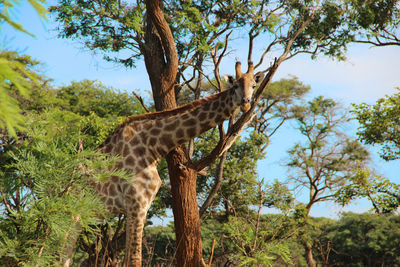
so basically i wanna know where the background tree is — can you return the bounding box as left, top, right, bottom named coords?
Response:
left=0, top=0, right=48, bottom=136
left=353, top=89, right=400, bottom=161
left=213, top=181, right=298, bottom=266
left=343, top=0, right=400, bottom=47
left=315, top=212, right=400, bottom=267
left=286, top=96, right=370, bottom=267
left=0, top=109, right=114, bottom=266
left=336, top=168, right=400, bottom=214
left=332, top=90, right=400, bottom=214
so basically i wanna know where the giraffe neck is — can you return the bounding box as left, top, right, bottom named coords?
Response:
left=98, top=85, right=241, bottom=172
left=139, top=86, right=240, bottom=159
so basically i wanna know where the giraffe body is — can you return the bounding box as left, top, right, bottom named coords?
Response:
left=66, top=62, right=263, bottom=266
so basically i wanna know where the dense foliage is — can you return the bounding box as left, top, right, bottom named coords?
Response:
left=0, top=0, right=48, bottom=136
left=315, top=213, right=400, bottom=266
left=353, top=90, right=400, bottom=161
left=0, top=53, right=147, bottom=265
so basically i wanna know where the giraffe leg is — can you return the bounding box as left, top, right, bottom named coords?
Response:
left=124, top=212, right=145, bottom=267
left=61, top=216, right=81, bottom=267
left=123, top=167, right=162, bottom=267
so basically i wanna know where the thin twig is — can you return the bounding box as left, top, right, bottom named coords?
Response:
left=199, top=151, right=227, bottom=218
left=132, top=91, right=150, bottom=113
left=208, top=238, right=216, bottom=266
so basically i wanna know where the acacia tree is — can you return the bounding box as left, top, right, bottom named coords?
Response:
left=353, top=90, right=400, bottom=161
left=49, top=0, right=399, bottom=265
left=336, top=169, right=400, bottom=214
left=286, top=96, right=370, bottom=267
left=332, top=90, right=400, bottom=215
left=342, top=0, right=400, bottom=47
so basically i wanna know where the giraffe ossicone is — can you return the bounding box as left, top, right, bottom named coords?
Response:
left=64, top=61, right=264, bottom=267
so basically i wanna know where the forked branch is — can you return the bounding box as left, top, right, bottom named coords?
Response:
left=193, top=6, right=317, bottom=172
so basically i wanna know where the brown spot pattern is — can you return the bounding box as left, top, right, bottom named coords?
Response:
left=134, top=146, right=146, bottom=156
left=160, top=134, right=174, bottom=148
left=165, top=120, right=179, bottom=131
left=212, top=100, right=219, bottom=110
left=155, top=120, right=163, bottom=128
left=129, top=136, right=140, bottom=146
left=125, top=156, right=135, bottom=166
left=183, top=118, right=197, bottom=127
left=176, top=128, right=184, bottom=139
left=201, top=122, right=211, bottom=130
left=149, top=137, right=157, bottom=146
left=138, top=159, right=147, bottom=168
left=148, top=183, right=157, bottom=191
left=139, top=131, right=148, bottom=144
left=187, top=127, right=197, bottom=137
left=123, top=145, right=130, bottom=157
left=215, top=114, right=223, bottom=123
left=115, top=141, right=123, bottom=154
left=144, top=190, right=152, bottom=200
left=106, top=198, right=114, bottom=206
left=109, top=184, right=117, bottom=196
left=111, top=176, right=119, bottom=183
left=150, top=128, right=161, bottom=136
left=199, top=112, right=207, bottom=121
left=224, top=108, right=231, bottom=117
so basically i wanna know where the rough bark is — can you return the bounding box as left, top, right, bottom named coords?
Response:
left=305, top=242, right=316, bottom=267
left=167, top=147, right=206, bottom=267
left=143, top=0, right=177, bottom=111
left=143, top=0, right=205, bottom=266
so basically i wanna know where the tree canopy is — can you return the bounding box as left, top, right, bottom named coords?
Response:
left=353, top=90, right=400, bottom=161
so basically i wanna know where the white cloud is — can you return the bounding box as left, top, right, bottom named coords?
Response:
left=274, top=45, right=400, bottom=103
left=310, top=200, right=372, bottom=219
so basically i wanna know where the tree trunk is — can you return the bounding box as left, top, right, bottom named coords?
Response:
left=142, top=1, right=205, bottom=266
left=143, top=0, right=177, bottom=112
left=167, top=147, right=205, bottom=267
left=305, top=242, right=316, bottom=267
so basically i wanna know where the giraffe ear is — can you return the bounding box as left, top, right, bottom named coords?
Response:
left=254, top=73, right=264, bottom=84
left=224, top=75, right=235, bottom=86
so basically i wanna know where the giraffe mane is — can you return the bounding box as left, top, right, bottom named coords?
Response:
left=97, top=89, right=229, bottom=150
left=113, top=89, right=230, bottom=132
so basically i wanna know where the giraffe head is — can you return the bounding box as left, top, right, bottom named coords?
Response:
left=224, top=61, right=264, bottom=112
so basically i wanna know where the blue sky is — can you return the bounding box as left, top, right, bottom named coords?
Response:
left=3, top=1, right=400, bottom=219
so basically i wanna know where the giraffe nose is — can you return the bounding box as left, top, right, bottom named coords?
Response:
left=242, top=98, right=251, bottom=105
left=241, top=99, right=251, bottom=112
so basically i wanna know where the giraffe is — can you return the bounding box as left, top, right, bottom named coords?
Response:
left=69, top=61, right=263, bottom=266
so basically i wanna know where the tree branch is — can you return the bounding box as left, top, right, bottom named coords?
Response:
left=193, top=6, right=318, bottom=171
left=145, top=0, right=178, bottom=81
left=132, top=91, right=150, bottom=113
left=199, top=151, right=227, bottom=218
